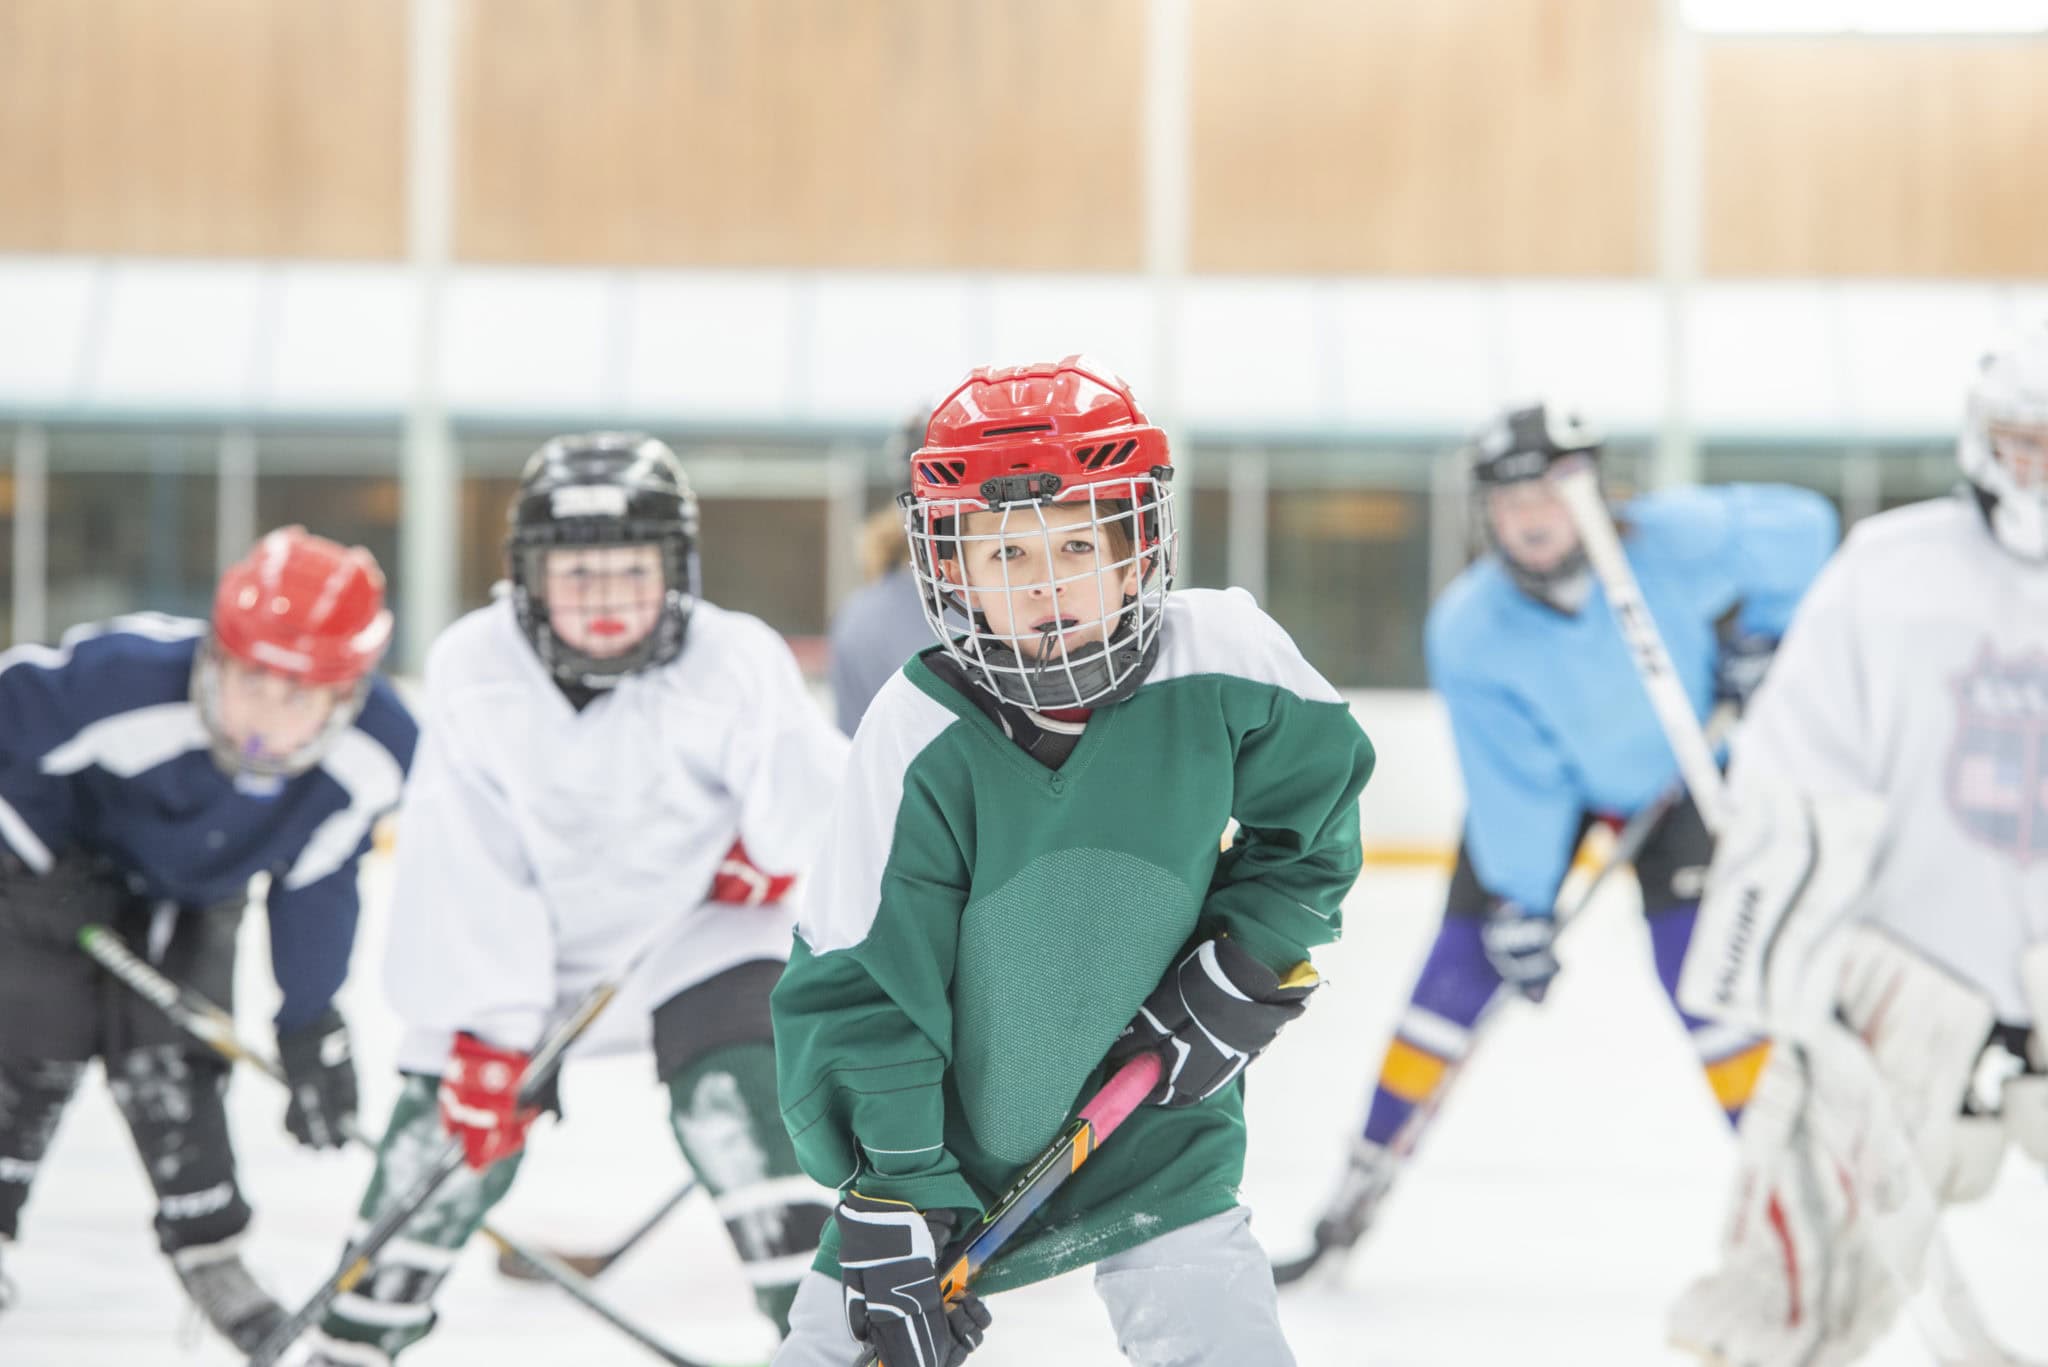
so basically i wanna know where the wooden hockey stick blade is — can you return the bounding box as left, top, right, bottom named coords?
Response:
left=497, top=1244, right=609, bottom=1282
left=493, top=1178, right=701, bottom=1283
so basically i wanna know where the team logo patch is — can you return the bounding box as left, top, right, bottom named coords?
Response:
left=1946, top=647, right=2048, bottom=863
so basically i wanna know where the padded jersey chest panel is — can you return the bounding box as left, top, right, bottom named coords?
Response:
left=950, top=845, right=1198, bottom=1164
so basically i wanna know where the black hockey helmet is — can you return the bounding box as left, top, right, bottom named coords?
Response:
left=506, top=432, right=700, bottom=689
left=1461, top=402, right=1601, bottom=607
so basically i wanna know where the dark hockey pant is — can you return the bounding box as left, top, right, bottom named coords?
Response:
left=319, top=959, right=829, bottom=1358
left=0, top=891, right=252, bottom=1255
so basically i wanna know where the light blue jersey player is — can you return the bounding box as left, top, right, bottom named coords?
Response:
left=1287, top=404, right=1838, bottom=1276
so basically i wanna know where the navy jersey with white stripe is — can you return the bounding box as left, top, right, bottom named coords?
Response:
left=0, top=614, right=417, bottom=1031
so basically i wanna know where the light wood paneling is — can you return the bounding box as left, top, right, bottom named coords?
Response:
left=1705, top=39, right=2048, bottom=277
left=0, top=0, right=406, bottom=257
left=455, top=0, right=1145, bottom=269
left=1193, top=0, right=1658, bottom=275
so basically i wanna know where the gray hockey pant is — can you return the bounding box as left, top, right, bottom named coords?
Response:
left=769, top=1205, right=1296, bottom=1367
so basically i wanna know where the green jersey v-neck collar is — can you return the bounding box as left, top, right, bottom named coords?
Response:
left=903, top=653, right=1114, bottom=791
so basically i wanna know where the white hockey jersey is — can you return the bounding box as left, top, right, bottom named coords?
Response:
left=1728, top=496, right=2048, bottom=1023
left=384, top=597, right=848, bottom=1073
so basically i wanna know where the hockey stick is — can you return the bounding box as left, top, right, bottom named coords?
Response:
left=1555, top=463, right=2041, bottom=1367
left=851, top=1047, right=1167, bottom=1367
left=246, top=917, right=750, bottom=1367
left=1271, top=773, right=1693, bottom=1287
left=495, top=1176, right=700, bottom=1282
left=73, top=925, right=734, bottom=1367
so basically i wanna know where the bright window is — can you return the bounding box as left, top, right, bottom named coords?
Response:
left=1685, top=0, right=2048, bottom=31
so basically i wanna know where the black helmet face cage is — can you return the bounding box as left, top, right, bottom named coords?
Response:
left=904, top=473, right=1177, bottom=712
left=509, top=522, right=697, bottom=689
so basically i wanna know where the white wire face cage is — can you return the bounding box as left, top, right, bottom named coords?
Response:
left=1962, top=339, right=2048, bottom=561
left=903, top=476, right=1178, bottom=712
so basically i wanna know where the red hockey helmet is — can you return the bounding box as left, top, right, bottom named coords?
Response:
left=198, top=527, right=392, bottom=778
left=211, top=526, right=393, bottom=685
left=903, top=356, right=1177, bottom=711
left=910, top=355, right=1172, bottom=536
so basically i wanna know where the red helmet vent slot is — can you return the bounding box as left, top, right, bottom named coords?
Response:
left=1076, top=439, right=1139, bottom=472
left=979, top=423, right=1055, bottom=438
left=916, top=458, right=969, bottom=487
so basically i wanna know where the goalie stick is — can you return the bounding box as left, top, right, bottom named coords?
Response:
left=73, top=924, right=742, bottom=1367
left=1555, top=461, right=2043, bottom=1367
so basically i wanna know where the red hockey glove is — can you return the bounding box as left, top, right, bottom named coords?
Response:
left=437, top=1033, right=541, bottom=1171
left=708, top=837, right=795, bottom=907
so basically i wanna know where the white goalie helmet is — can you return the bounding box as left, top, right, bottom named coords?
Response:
left=1959, top=327, right=2048, bottom=562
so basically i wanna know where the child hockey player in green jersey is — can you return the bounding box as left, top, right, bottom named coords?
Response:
left=769, top=357, right=1376, bottom=1366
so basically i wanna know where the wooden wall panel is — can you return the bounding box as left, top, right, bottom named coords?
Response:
left=0, top=0, right=406, bottom=257
left=1193, top=0, right=1657, bottom=275
left=455, top=0, right=1145, bottom=269
left=1705, top=40, right=2048, bottom=277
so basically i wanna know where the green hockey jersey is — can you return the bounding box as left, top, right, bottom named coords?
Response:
left=771, top=587, right=1375, bottom=1293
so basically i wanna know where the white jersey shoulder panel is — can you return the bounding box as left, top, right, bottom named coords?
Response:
left=283, top=728, right=409, bottom=890
left=1144, top=587, right=1341, bottom=703
left=797, top=669, right=960, bottom=954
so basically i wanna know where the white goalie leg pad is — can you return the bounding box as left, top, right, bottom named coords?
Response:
left=1833, top=926, right=1995, bottom=1156
left=2005, top=1075, right=2048, bottom=1166
left=1942, top=1115, right=2008, bottom=1204
left=1669, top=1048, right=1900, bottom=1367
left=1679, top=785, right=1886, bottom=1033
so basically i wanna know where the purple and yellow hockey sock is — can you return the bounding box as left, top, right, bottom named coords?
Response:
left=1647, top=902, right=1769, bottom=1124
left=1364, top=918, right=1501, bottom=1146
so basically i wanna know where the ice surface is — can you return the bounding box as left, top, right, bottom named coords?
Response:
left=6, top=859, right=2042, bottom=1365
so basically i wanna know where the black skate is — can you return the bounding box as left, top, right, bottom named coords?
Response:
left=1272, top=1138, right=1398, bottom=1285
left=170, top=1238, right=286, bottom=1352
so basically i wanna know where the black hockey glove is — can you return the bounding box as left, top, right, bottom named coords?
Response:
left=1107, top=936, right=1318, bottom=1108
left=1480, top=900, right=1560, bottom=1003
left=277, top=1006, right=357, bottom=1150
left=0, top=853, right=130, bottom=948
left=1714, top=627, right=1779, bottom=711
left=836, top=1191, right=990, bottom=1367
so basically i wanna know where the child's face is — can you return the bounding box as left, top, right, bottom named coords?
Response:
left=1486, top=477, right=1581, bottom=573
left=1990, top=421, right=2048, bottom=492
left=943, top=502, right=1142, bottom=661
left=544, top=544, right=665, bottom=657
left=212, top=656, right=345, bottom=767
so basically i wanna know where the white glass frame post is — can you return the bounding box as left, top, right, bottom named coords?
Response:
left=1145, top=0, right=1193, bottom=545
left=10, top=423, right=48, bottom=644
left=402, top=0, right=459, bottom=669
left=1656, top=0, right=1705, bottom=489
left=215, top=426, right=257, bottom=573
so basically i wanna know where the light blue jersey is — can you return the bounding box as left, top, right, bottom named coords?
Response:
left=1426, top=484, right=1838, bottom=912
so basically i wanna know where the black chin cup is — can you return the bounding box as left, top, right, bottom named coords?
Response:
left=963, top=609, right=1160, bottom=712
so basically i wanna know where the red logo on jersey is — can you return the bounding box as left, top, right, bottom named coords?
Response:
left=1947, top=647, right=2048, bottom=863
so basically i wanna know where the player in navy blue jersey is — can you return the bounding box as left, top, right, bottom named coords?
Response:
left=0, top=526, right=416, bottom=1351
left=1291, top=405, right=1839, bottom=1276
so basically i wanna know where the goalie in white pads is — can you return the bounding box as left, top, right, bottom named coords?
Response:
left=305, top=435, right=848, bottom=1365
left=1673, top=331, right=2048, bottom=1365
